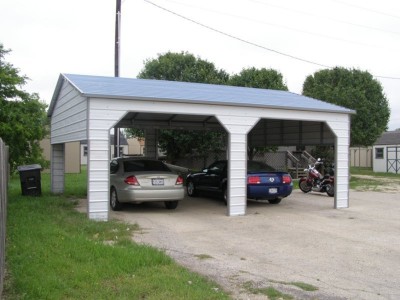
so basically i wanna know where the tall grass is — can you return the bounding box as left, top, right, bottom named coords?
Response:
left=4, top=169, right=229, bottom=299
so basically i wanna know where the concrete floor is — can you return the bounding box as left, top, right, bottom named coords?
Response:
left=102, top=189, right=400, bottom=299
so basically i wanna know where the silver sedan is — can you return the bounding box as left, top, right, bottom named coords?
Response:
left=109, top=157, right=184, bottom=210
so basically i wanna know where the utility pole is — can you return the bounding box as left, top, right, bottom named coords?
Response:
left=114, top=0, right=121, bottom=157
left=115, top=0, right=121, bottom=77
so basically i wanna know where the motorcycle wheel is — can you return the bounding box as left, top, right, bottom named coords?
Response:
left=326, top=184, right=335, bottom=197
left=299, top=180, right=312, bottom=193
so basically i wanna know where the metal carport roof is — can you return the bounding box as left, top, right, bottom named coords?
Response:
left=48, top=74, right=354, bottom=117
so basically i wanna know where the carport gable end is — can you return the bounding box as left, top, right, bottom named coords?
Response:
left=48, top=73, right=355, bottom=221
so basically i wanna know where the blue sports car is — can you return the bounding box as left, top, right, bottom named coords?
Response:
left=186, top=160, right=293, bottom=204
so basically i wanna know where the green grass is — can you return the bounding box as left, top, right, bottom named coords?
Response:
left=243, top=280, right=318, bottom=299
left=4, top=170, right=229, bottom=300
left=194, top=254, right=214, bottom=260
left=277, top=281, right=318, bottom=292
left=349, top=167, right=400, bottom=190
left=243, top=281, right=293, bottom=300
left=350, top=167, right=400, bottom=178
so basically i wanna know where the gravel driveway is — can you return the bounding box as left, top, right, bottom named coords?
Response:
left=109, top=189, right=400, bottom=300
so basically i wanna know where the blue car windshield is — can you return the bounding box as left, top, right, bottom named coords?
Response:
left=124, top=160, right=171, bottom=172
left=248, top=161, right=276, bottom=172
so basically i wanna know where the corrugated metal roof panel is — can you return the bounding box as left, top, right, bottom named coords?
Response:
left=53, top=73, right=355, bottom=115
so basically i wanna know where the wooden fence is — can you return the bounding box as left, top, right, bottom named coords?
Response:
left=0, top=138, right=9, bottom=297
left=350, top=147, right=372, bottom=168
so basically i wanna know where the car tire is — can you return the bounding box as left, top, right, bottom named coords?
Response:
left=268, top=198, right=282, bottom=204
left=110, top=187, right=123, bottom=211
left=165, top=200, right=179, bottom=209
left=223, top=186, right=227, bottom=206
left=187, top=180, right=197, bottom=197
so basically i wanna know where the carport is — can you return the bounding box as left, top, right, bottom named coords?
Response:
left=48, top=74, right=354, bottom=221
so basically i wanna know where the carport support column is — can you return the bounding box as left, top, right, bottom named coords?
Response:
left=87, top=130, right=110, bottom=221
left=217, top=116, right=260, bottom=216
left=327, top=117, right=351, bottom=208
left=144, top=128, right=158, bottom=159
left=86, top=105, right=125, bottom=221
left=51, top=143, right=65, bottom=194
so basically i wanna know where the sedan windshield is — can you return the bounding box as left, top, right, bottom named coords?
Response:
left=248, top=160, right=276, bottom=172
left=123, top=160, right=171, bottom=172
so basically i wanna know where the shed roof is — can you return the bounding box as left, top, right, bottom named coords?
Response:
left=374, top=131, right=400, bottom=145
left=48, top=74, right=355, bottom=117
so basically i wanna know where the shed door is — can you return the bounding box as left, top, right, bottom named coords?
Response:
left=387, top=146, right=400, bottom=174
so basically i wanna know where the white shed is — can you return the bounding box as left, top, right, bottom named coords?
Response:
left=48, top=74, right=355, bottom=221
left=373, top=131, right=400, bottom=174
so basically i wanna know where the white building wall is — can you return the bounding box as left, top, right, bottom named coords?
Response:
left=372, top=146, right=386, bottom=172
left=373, top=145, right=400, bottom=173
left=217, top=116, right=260, bottom=216
left=327, top=117, right=351, bottom=208
left=127, top=138, right=143, bottom=155
left=86, top=99, right=126, bottom=220
left=50, top=81, right=87, bottom=144
left=51, top=144, right=65, bottom=194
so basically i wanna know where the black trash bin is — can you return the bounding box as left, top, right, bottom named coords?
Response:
left=17, top=164, right=42, bottom=196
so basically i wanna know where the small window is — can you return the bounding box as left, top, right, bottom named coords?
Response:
left=110, top=160, right=119, bottom=174
left=83, top=146, right=88, bottom=157
left=375, top=148, right=384, bottom=159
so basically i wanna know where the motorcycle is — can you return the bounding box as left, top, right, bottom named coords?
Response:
left=299, top=158, right=335, bottom=197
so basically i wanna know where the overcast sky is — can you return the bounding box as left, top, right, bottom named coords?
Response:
left=1, top=0, right=399, bottom=130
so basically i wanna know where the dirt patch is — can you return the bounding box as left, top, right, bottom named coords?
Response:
left=351, top=174, right=400, bottom=192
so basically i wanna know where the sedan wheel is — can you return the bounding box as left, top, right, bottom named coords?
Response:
left=223, top=186, right=227, bottom=205
left=187, top=181, right=197, bottom=197
left=165, top=201, right=179, bottom=209
left=268, top=198, right=282, bottom=204
left=110, top=187, right=123, bottom=211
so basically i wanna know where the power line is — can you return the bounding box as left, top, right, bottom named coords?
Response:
left=143, top=0, right=400, bottom=80
left=330, top=0, right=400, bottom=20
left=250, top=0, right=400, bottom=36
left=163, top=0, right=399, bottom=51
left=144, top=0, right=330, bottom=68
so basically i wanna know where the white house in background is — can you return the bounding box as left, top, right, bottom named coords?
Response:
left=127, top=137, right=145, bottom=156
left=373, top=131, right=400, bottom=174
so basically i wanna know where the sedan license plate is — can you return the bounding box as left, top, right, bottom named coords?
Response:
left=269, top=187, right=278, bottom=194
left=152, top=178, right=164, bottom=186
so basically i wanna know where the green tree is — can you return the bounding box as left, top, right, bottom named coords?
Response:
left=228, top=67, right=288, bottom=90
left=128, top=52, right=229, bottom=165
left=0, top=44, right=48, bottom=171
left=302, top=67, right=390, bottom=146
left=138, top=51, right=229, bottom=84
